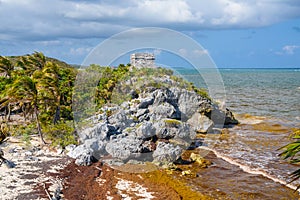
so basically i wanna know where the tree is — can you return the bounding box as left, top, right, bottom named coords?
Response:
left=0, top=56, right=14, bottom=78
left=1, top=76, right=46, bottom=144
left=279, top=129, right=300, bottom=189
left=34, top=62, right=61, bottom=124
left=17, top=51, right=46, bottom=76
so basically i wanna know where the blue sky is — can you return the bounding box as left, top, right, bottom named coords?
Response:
left=1, top=0, right=300, bottom=68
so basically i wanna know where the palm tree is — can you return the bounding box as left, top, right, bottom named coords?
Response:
left=0, top=56, right=14, bottom=78
left=34, top=62, right=61, bottom=124
left=279, top=129, right=300, bottom=190
left=17, top=51, right=46, bottom=76
left=2, top=76, right=46, bottom=144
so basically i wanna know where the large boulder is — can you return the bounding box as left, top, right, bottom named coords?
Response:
left=149, top=103, right=178, bottom=120
left=187, top=112, right=214, bottom=133
left=105, top=136, right=143, bottom=160
left=174, top=88, right=206, bottom=121
left=153, top=142, right=182, bottom=164
left=136, top=121, right=156, bottom=139
left=108, top=110, right=134, bottom=130
left=68, top=138, right=105, bottom=166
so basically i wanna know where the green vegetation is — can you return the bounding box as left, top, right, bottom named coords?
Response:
left=0, top=52, right=210, bottom=147
left=0, top=52, right=76, bottom=146
left=279, top=129, right=300, bottom=189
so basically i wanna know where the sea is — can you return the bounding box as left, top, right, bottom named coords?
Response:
left=176, top=68, right=300, bottom=199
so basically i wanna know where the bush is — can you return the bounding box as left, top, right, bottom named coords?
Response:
left=43, top=121, right=77, bottom=148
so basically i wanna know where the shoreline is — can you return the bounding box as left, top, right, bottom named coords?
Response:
left=1, top=132, right=299, bottom=199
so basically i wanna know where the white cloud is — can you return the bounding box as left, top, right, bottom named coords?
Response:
left=1, top=0, right=300, bottom=42
left=193, top=49, right=209, bottom=56
left=70, top=47, right=93, bottom=55
left=153, top=49, right=162, bottom=56
left=178, top=48, right=188, bottom=56
left=282, top=45, right=300, bottom=54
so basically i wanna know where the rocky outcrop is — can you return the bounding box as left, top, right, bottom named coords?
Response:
left=68, top=75, right=238, bottom=167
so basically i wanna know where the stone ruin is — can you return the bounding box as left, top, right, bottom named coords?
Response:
left=130, top=53, right=155, bottom=68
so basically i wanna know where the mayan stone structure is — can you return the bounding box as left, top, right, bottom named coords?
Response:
left=130, top=53, right=155, bottom=68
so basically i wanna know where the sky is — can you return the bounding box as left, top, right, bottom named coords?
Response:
left=1, top=0, right=300, bottom=68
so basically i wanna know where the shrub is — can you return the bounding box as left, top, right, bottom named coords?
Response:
left=43, top=121, right=77, bottom=148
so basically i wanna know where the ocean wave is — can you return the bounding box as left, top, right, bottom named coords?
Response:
left=199, top=146, right=300, bottom=193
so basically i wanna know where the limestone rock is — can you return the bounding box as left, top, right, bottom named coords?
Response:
left=138, top=98, right=154, bottom=109
left=136, top=121, right=156, bottom=139
left=187, top=113, right=214, bottom=133
left=153, top=142, right=182, bottom=164
left=105, top=136, right=143, bottom=160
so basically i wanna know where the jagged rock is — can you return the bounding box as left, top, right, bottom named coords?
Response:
left=136, top=121, right=156, bottom=139
left=84, top=138, right=105, bottom=155
left=67, top=144, right=96, bottom=166
left=75, top=151, right=95, bottom=166
left=153, top=142, right=182, bottom=164
left=69, top=74, right=238, bottom=167
left=187, top=113, right=214, bottom=133
left=108, top=110, right=134, bottom=130
left=175, top=89, right=206, bottom=121
left=105, top=136, right=143, bottom=160
left=225, top=108, right=239, bottom=125
left=153, top=120, right=175, bottom=139
left=138, top=98, right=154, bottom=109
left=149, top=103, right=179, bottom=120
left=135, top=108, right=149, bottom=119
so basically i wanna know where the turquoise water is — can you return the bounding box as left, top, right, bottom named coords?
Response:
left=220, top=68, right=300, bottom=124
left=176, top=68, right=300, bottom=199
left=176, top=68, right=300, bottom=124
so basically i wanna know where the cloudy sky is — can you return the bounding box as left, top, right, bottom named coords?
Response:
left=1, top=0, right=300, bottom=68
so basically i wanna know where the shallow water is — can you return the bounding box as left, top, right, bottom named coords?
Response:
left=177, top=68, right=300, bottom=199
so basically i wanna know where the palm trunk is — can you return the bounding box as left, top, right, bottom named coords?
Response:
left=53, top=95, right=61, bottom=124
left=7, top=104, right=11, bottom=121
left=53, top=106, right=60, bottom=124
left=34, top=105, right=46, bottom=144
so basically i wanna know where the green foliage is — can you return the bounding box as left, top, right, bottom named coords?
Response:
left=0, top=52, right=77, bottom=146
left=279, top=129, right=300, bottom=189
left=22, top=133, right=31, bottom=146
left=43, top=121, right=77, bottom=148
left=10, top=123, right=36, bottom=136
left=95, top=64, right=130, bottom=108
left=0, top=55, right=14, bottom=78
left=0, top=51, right=211, bottom=147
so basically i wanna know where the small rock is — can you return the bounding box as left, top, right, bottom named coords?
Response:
left=138, top=98, right=154, bottom=109
left=3, top=160, right=16, bottom=168
left=190, top=153, right=212, bottom=168
left=181, top=170, right=192, bottom=176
